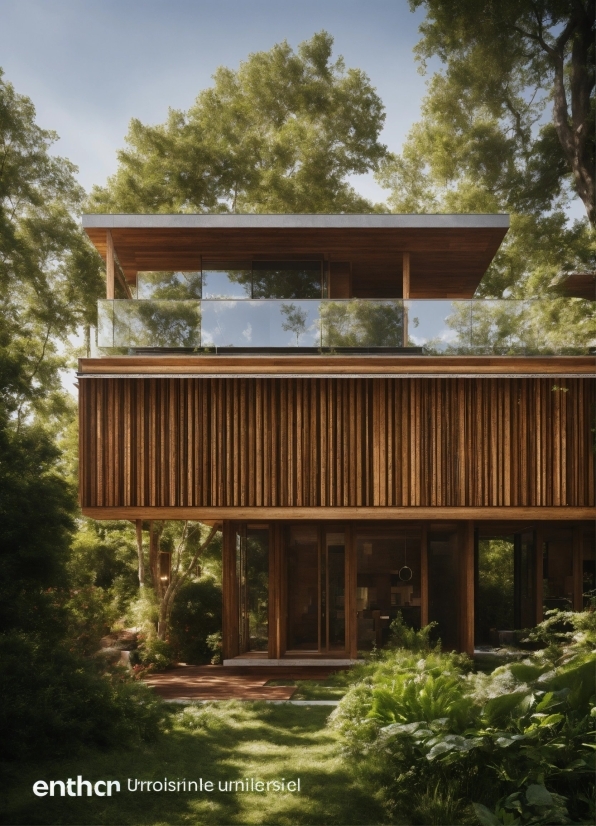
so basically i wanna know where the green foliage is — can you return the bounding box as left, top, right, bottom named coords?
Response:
left=132, top=636, right=174, bottom=672
left=388, top=611, right=439, bottom=653
left=332, top=609, right=596, bottom=824
left=0, top=631, right=165, bottom=760
left=88, top=32, right=386, bottom=215
left=407, top=0, right=595, bottom=226
left=168, top=578, right=222, bottom=664
left=377, top=2, right=595, bottom=305
left=68, top=519, right=140, bottom=616
left=0, top=70, right=103, bottom=426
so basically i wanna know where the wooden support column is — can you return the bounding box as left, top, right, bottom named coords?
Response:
left=572, top=525, right=582, bottom=611
left=106, top=230, right=115, bottom=299
left=459, top=521, right=475, bottom=655
left=268, top=523, right=281, bottom=659
left=535, top=525, right=544, bottom=625
left=221, top=521, right=239, bottom=660
left=402, top=252, right=410, bottom=347
left=420, top=522, right=429, bottom=627
left=402, top=252, right=410, bottom=298
left=346, top=524, right=358, bottom=659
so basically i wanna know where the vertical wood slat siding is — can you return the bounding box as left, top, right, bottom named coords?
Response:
left=80, top=377, right=595, bottom=509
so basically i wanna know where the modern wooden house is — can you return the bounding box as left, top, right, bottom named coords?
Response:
left=79, top=214, right=596, bottom=663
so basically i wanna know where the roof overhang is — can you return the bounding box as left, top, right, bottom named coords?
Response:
left=82, top=213, right=510, bottom=299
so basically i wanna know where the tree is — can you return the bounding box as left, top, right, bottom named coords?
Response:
left=0, top=69, right=104, bottom=426
left=407, top=0, right=595, bottom=227
left=137, top=521, right=219, bottom=640
left=377, top=3, right=595, bottom=299
left=88, top=32, right=387, bottom=215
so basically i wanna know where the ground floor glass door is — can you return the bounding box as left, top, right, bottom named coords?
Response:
left=285, top=525, right=346, bottom=653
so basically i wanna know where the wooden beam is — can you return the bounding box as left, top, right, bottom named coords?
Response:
left=82, top=506, right=596, bottom=521
left=106, top=231, right=115, bottom=300
left=78, top=354, right=596, bottom=377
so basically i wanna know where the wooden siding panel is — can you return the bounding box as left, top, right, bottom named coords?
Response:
left=79, top=377, right=596, bottom=511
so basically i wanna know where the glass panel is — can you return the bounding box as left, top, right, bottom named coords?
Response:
left=406, top=300, right=472, bottom=353
left=517, top=531, right=536, bottom=630
left=582, top=531, right=595, bottom=609
left=542, top=529, right=574, bottom=612
left=475, top=537, right=515, bottom=645
left=252, top=261, right=322, bottom=299
left=286, top=526, right=319, bottom=651
left=202, top=267, right=251, bottom=299
left=97, top=298, right=594, bottom=353
left=110, top=300, right=201, bottom=348
left=326, top=531, right=346, bottom=650
left=245, top=527, right=269, bottom=652
left=200, top=300, right=321, bottom=348
left=428, top=531, right=459, bottom=651
left=97, top=300, right=115, bottom=348
left=321, top=300, right=404, bottom=347
left=137, top=271, right=202, bottom=300
left=356, top=530, right=421, bottom=651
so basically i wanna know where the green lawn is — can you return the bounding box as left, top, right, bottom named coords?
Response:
left=266, top=674, right=349, bottom=701
left=1, top=702, right=386, bottom=826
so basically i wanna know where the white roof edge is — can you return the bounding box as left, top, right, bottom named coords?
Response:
left=82, top=213, right=510, bottom=230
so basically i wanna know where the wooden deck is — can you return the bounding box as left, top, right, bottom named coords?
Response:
left=143, top=664, right=349, bottom=701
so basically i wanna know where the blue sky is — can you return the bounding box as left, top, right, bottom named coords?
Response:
left=0, top=0, right=436, bottom=204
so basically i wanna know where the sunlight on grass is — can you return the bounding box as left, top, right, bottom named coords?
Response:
left=2, top=703, right=385, bottom=826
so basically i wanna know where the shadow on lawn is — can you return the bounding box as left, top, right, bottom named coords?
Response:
left=1, top=704, right=386, bottom=826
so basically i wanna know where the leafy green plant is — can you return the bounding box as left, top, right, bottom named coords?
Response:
left=332, top=609, right=596, bottom=825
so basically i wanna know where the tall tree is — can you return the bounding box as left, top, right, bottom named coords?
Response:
left=0, top=69, right=104, bottom=426
left=407, top=0, right=595, bottom=227
left=378, top=2, right=595, bottom=297
left=88, top=32, right=387, bottom=214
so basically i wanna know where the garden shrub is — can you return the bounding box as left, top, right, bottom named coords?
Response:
left=0, top=631, right=166, bottom=760
left=331, top=610, right=596, bottom=825
left=168, top=577, right=222, bottom=664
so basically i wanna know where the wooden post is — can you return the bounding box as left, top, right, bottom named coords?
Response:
left=221, top=521, right=239, bottom=661
left=402, top=252, right=410, bottom=299
left=268, top=523, right=279, bottom=659
left=106, top=230, right=115, bottom=299
left=345, top=524, right=358, bottom=659
left=460, top=521, right=475, bottom=655
left=402, top=252, right=410, bottom=347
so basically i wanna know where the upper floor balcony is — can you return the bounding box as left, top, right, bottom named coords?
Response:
left=96, top=295, right=594, bottom=355
left=83, top=214, right=595, bottom=357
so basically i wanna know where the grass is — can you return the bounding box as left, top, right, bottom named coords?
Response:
left=0, top=702, right=386, bottom=826
left=265, top=671, right=350, bottom=701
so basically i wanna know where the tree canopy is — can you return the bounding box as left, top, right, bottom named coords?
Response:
left=0, top=69, right=104, bottom=425
left=88, top=32, right=387, bottom=214
left=377, top=2, right=595, bottom=297
left=407, top=0, right=595, bottom=227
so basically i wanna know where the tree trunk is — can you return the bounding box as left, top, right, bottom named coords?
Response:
left=135, top=520, right=145, bottom=587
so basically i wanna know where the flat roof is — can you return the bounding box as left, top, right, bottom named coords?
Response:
left=83, top=213, right=509, bottom=299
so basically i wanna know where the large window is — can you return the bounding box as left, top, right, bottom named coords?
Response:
left=237, top=525, right=269, bottom=653
left=139, top=262, right=325, bottom=301
left=356, top=529, right=421, bottom=651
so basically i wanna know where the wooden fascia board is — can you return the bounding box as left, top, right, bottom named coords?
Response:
left=82, top=506, right=596, bottom=521
left=77, top=355, right=596, bottom=377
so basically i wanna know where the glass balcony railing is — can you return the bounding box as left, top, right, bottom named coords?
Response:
left=96, top=298, right=595, bottom=355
